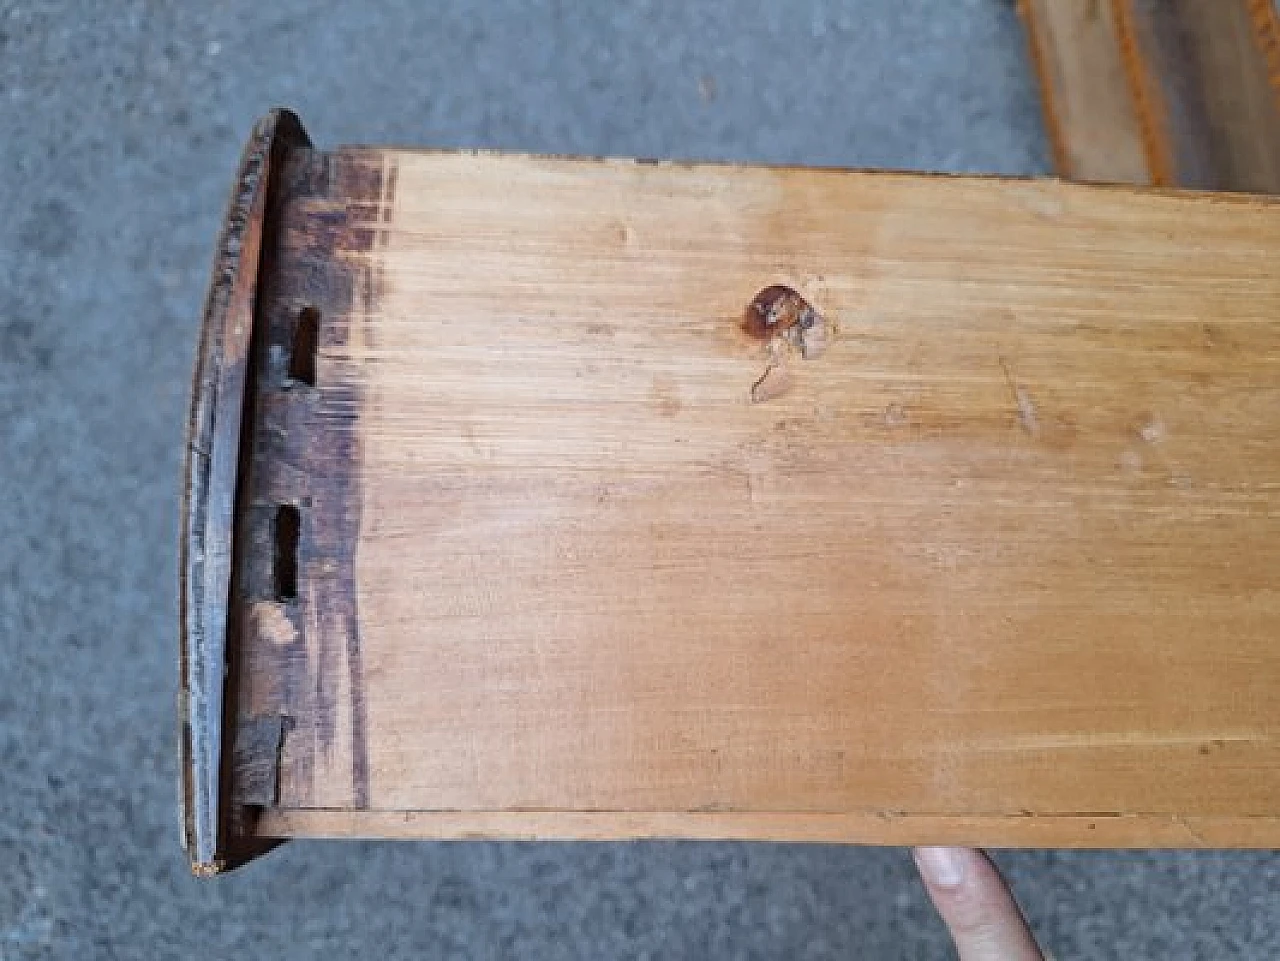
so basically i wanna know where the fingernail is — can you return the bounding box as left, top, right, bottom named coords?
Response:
left=914, top=847, right=968, bottom=888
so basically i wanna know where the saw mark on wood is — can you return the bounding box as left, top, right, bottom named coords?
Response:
left=999, top=356, right=1040, bottom=437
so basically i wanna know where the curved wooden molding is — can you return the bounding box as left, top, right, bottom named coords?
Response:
left=180, top=109, right=311, bottom=875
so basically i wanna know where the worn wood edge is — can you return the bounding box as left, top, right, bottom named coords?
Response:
left=222, top=141, right=385, bottom=822
left=254, top=810, right=1280, bottom=850
left=1111, top=0, right=1280, bottom=191
left=1016, top=0, right=1072, bottom=177
left=1108, top=0, right=1176, bottom=187
left=1016, top=0, right=1153, bottom=184
left=338, top=142, right=1280, bottom=210
left=1024, top=0, right=1280, bottom=189
left=179, top=108, right=310, bottom=876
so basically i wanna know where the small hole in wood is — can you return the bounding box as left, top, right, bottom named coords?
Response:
left=274, top=504, right=300, bottom=601
left=289, top=306, right=320, bottom=386
left=742, top=285, right=817, bottom=341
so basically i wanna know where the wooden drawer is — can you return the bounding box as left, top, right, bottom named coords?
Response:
left=182, top=110, right=1280, bottom=873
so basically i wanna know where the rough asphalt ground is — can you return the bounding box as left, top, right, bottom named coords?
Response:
left=1, top=1, right=1278, bottom=957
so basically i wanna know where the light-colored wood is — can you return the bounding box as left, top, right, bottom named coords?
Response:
left=239, top=146, right=1280, bottom=849
left=257, top=810, right=1280, bottom=850
left=1020, top=0, right=1280, bottom=190
left=1018, top=0, right=1152, bottom=183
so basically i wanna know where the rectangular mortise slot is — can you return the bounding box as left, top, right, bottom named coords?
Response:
left=289, top=306, right=319, bottom=386
left=274, top=504, right=300, bottom=601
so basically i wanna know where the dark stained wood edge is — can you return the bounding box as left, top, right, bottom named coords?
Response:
left=229, top=146, right=385, bottom=822
left=180, top=108, right=311, bottom=875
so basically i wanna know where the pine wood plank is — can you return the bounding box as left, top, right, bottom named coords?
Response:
left=187, top=113, right=1280, bottom=868
left=336, top=154, right=1280, bottom=822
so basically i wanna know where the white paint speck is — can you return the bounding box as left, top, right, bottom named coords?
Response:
left=1015, top=387, right=1038, bottom=436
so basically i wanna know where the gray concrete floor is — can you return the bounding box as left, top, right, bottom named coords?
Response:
left=1, top=1, right=1278, bottom=957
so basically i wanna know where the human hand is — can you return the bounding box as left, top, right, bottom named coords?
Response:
left=913, top=847, right=1044, bottom=960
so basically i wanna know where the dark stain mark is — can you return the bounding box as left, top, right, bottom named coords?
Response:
left=306, top=150, right=382, bottom=809
left=19, top=198, right=76, bottom=259
left=232, top=714, right=284, bottom=806
left=586, top=322, right=616, bottom=339
left=232, top=144, right=384, bottom=812
left=285, top=200, right=377, bottom=257
left=329, top=148, right=386, bottom=212
left=312, top=367, right=371, bottom=808
left=186, top=109, right=309, bottom=874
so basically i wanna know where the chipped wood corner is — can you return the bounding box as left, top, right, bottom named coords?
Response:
left=180, top=108, right=311, bottom=876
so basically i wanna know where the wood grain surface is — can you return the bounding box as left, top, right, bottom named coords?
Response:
left=180, top=110, right=306, bottom=874
left=1116, top=0, right=1280, bottom=191
left=1018, top=0, right=1152, bottom=184
left=235, top=146, right=1280, bottom=847
left=1020, top=0, right=1280, bottom=190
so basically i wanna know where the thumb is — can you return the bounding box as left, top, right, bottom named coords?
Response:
left=913, top=847, right=1044, bottom=961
